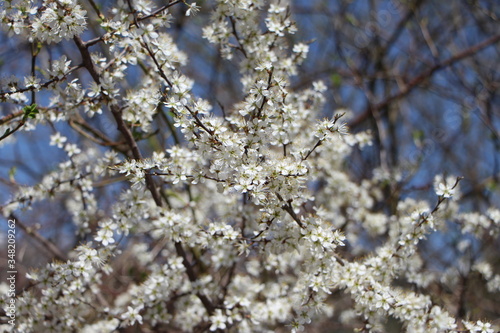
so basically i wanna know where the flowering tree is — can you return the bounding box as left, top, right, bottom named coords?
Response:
left=0, top=0, right=499, bottom=332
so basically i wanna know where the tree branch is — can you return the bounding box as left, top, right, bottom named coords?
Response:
left=349, top=33, right=500, bottom=128
left=11, top=214, right=68, bottom=262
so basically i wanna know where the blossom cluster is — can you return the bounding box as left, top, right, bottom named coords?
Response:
left=1, top=0, right=87, bottom=43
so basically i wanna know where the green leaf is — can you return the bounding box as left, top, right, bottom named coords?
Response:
left=412, top=130, right=424, bottom=143
left=2, top=127, right=11, bottom=137
left=330, top=73, right=342, bottom=87
left=9, top=166, right=17, bottom=182
left=23, top=103, right=39, bottom=120
left=346, top=14, right=358, bottom=26
left=486, top=179, right=497, bottom=192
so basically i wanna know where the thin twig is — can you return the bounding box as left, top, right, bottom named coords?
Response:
left=10, top=214, right=68, bottom=262
left=349, top=33, right=500, bottom=128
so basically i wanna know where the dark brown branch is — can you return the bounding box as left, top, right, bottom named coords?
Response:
left=229, top=16, right=248, bottom=58
left=68, top=118, right=127, bottom=151
left=11, top=214, right=68, bottom=262
left=0, top=119, right=25, bottom=142
left=73, top=36, right=101, bottom=83
left=174, top=242, right=216, bottom=315
left=73, top=34, right=163, bottom=206
left=349, top=33, right=500, bottom=128
left=73, top=20, right=216, bottom=316
left=0, top=65, right=83, bottom=98
left=109, top=105, right=164, bottom=207
left=137, top=0, right=183, bottom=22
left=0, top=110, right=23, bottom=125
